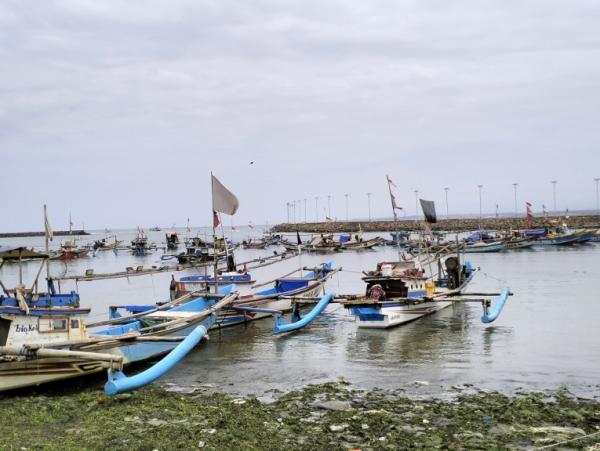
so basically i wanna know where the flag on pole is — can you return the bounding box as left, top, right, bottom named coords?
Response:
left=419, top=199, right=437, bottom=223
left=390, top=193, right=402, bottom=211
left=526, top=202, right=534, bottom=227
left=212, top=174, right=239, bottom=215
left=386, top=175, right=397, bottom=189
left=44, top=205, right=53, bottom=242
left=213, top=211, right=220, bottom=228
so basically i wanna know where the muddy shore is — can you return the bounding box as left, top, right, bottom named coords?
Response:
left=271, top=215, right=600, bottom=233
left=2, top=382, right=599, bottom=450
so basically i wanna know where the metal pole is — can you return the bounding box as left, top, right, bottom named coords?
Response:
left=327, top=195, right=332, bottom=219
left=512, top=183, right=518, bottom=216
left=414, top=190, right=419, bottom=218
left=344, top=194, right=349, bottom=221
left=595, top=178, right=599, bottom=212
left=304, top=198, right=307, bottom=223
left=286, top=203, right=290, bottom=223
left=444, top=187, right=449, bottom=220
left=477, top=185, right=483, bottom=225
left=315, top=196, right=319, bottom=222
left=367, top=193, right=372, bottom=221
left=551, top=180, right=557, bottom=212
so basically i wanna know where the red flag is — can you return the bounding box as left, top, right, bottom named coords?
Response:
left=525, top=202, right=534, bottom=228
left=213, top=211, right=220, bottom=228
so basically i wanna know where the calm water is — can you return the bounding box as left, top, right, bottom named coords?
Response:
left=1, top=228, right=599, bottom=399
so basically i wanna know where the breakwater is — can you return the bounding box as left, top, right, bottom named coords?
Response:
left=0, top=229, right=90, bottom=238
left=271, top=215, right=600, bottom=233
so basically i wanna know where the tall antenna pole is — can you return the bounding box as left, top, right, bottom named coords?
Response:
left=344, top=193, right=349, bottom=221
left=595, top=178, right=600, bottom=212
left=44, top=204, right=50, bottom=282
left=327, top=195, right=332, bottom=219
left=444, top=187, right=449, bottom=220
left=477, top=185, right=483, bottom=228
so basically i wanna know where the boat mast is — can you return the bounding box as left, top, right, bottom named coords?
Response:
left=44, top=204, right=51, bottom=283
left=385, top=175, right=402, bottom=260
left=211, top=171, right=218, bottom=288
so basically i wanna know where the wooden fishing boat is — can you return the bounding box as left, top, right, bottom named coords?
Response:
left=131, top=235, right=150, bottom=256
left=463, top=240, right=506, bottom=253
left=58, top=240, right=90, bottom=260
left=161, top=262, right=336, bottom=328
left=505, top=237, right=536, bottom=249
left=175, top=272, right=255, bottom=293
left=0, top=249, right=237, bottom=392
left=281, top=234, right=381, bottom=253
left=343, top=257, right=477, bottom=328
left=93, top=237, right=124, bottom=251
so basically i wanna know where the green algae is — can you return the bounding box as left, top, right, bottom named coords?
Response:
left=0, top=384, right=599, bottom=450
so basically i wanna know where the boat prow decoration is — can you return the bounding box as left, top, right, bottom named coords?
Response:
left=481, top=288, right=511, bottom=324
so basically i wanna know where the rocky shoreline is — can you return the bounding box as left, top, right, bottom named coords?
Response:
left=271, top=215, right=600, bottom=233
left=2, top=382, right=599, bottom=450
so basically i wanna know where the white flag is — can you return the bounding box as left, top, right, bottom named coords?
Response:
left=212, top=174, right=239, bottom=215
left=44, top=205, right=53, bottom=241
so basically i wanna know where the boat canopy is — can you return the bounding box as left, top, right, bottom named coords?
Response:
left=0, top=246, right=48, bottom=260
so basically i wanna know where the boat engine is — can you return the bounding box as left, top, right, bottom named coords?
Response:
left=445, top=257, right=461, bottom=289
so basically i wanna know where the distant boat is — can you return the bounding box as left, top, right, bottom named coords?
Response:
left=58, top=240, right=90, bottom=260
left=463, top=240, right=506, bottom=253
left=150, top=226, right=161, bottom=232
left=165, top=231, right=180, bottom=250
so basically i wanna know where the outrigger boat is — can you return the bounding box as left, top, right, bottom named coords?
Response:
left=341, top=255, right=476, bottom=328
left=58, top=240, right=90, bottom=260
left=131, top=234, right=151, bottom=256
left=93, top=236, right=124, bottom=251
left=281, top=234, right=381, bottom=253
left=0, top=246, right=238, bottom=392
left=463, top=240, right=506, bottom=253
left=166, top=262, right=336, bottom=328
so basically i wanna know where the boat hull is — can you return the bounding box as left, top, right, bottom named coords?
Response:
left=351, top=300, right=453, bottom=329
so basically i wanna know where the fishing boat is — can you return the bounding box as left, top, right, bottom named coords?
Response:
left=131, top=233, right=150, bottom=256
left=281, top=234, right=381, bottom=253
left=535, top=226, right=581, bottom=246
left=505, top=236, right=536, bottom=250
left=343, top=256, right=478, bottom=328
left=175, top=272, right=255, bottom=293
left=58, top=240, right=90, bottom=260
left=150, top=226, right=161, bottom=232
left=93, top=237, right=124, bottom=251
left=0, top=246, right=238, bottom=392
left=165, top=231, right=180, bottom=250
left=463, top=240, right=506, bottom=253
left=339, top=189, right=510, bottom=329
left=169, top=262, right=336, bottom=328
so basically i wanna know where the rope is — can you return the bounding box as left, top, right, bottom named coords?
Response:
left=533, top=430, right=600, bottom=450
left=480, top=271, right=508, bottom=286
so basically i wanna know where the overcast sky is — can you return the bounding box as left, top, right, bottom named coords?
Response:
left=1, top=0, right=599, bottom=231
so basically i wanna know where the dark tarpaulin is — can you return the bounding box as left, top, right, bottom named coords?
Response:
left=419, top=199, right=437, bottom=223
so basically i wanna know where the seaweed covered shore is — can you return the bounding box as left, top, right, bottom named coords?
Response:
left=1, top=381, right=600, bottom=450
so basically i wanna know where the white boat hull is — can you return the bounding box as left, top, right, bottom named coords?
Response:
left=353, top=300, right=453, bottom=329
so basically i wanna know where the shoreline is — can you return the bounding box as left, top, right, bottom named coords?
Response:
left=271, top=214, right=600, bottom=233
left=0, top=229, right=90, bottom=238
left=1, top=381, right=599, bottom=450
